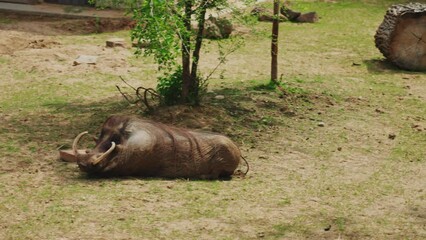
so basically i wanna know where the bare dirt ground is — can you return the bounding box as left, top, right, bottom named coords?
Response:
left=0, top=1, right=425, bottom=239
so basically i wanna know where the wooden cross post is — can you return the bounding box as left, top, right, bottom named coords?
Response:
left=271, top=0, right=280, bottom=82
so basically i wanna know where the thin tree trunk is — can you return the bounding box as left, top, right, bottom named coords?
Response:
left=271, top=0, right=280, bottom=82
left=181, top=0, right=192, bottom=103
left=190, top=0, right=208, bottom=104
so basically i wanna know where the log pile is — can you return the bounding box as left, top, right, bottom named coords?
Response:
left=375, top=3, right=426, bottom=71
left=251, top=5, right=318, bottom=23
left=280, top=6, right=318, bottom=23
left=251, top=6, right=288, bottom=22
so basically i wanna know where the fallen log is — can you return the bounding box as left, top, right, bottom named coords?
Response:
left=280, top=6, right=300, bottom=21
left=251, top=5, right=318, bottom=23
left=280, top=6, right=318, bottom=23
left=375, top=3, right=426, bottom=71
left=251, top=6, right=287, bottom=22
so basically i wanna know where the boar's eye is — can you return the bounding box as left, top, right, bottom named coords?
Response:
left=110, top=134, right=121, bottom=145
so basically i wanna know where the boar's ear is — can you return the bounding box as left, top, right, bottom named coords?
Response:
left=119, top=119, right=132, bottom=136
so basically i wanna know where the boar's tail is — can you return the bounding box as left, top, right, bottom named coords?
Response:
left=240, top=155, right=250, bottom=176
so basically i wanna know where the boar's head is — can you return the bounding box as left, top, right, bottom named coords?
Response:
left=72, top=116, right=130, bottom=173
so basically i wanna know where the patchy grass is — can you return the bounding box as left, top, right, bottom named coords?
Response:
left=0, top=1, right=425, bottom=239
left=0, top=16, right=13, bottom=24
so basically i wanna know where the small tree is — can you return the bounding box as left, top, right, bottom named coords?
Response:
left=131, top=0, right=228, bottom=105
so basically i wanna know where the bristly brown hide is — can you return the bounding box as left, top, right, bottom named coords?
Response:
left=74, top=115, right=242, bottom=179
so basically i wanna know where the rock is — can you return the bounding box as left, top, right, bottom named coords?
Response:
left=203, top=20, right=222, bottom=39
left=210, top=17, right=233, bottom=38
left=106, top=38, right=126, bottom=48
left=231, top=25, right=251, bottom=36
left=201, top=17, right=234, bottom=39
left=318, top=122, right=325, bottom=127
left=214, top=95, right=225, bottom=100
left=73, top=55, right=98, bottom=66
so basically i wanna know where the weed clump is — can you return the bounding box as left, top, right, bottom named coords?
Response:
left=157, top=66, right=207, bottom=106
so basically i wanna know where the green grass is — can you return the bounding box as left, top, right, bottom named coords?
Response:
left=0, top=17, right=13, bottom=24
left=392, top=127, right=426, bottom=162
left=0, top=141, right=19, bottom=153
left=0, top=56, right=10, bottom=64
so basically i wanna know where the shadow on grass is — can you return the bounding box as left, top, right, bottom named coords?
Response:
left=44, top=98, right=135, bottom=133
left=364, top=58, right=402, bottom=73
left=2, top=85, right=301, bottom=179
left=2, top=88, right=287, bottom=148
left=74, top=172, right=236, bottom=182
left=364, top=58, right=422, bottom=74
left=1, top=97, right=134, bottom=158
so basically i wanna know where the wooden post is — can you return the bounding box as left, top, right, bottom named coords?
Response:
left=271, top=0, right=280, bottom=82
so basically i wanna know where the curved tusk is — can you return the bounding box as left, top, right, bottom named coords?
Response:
left=91, top=142, right=116, bottom=165
left=73, top=131, right=88, bottom=155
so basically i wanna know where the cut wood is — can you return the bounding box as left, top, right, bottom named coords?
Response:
left=280, top=6, right=301, bottom=21
left=106, top=38, right=126, bottom=48
left=251, top=5, right=318, bottom=23
left=375, top=3, right=426, bottom=71
left=296, top=12, right=319, bottom=23
left=59, top=149, right=88, bottom=162
left=251, top=6, right=287, bottom=22
left=280, top=6, right=318, bottom=23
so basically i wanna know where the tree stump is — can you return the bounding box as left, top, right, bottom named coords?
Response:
left=375, top=3, right=426, bottom=71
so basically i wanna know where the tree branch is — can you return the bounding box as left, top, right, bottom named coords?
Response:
left=117, top=76, right=161, bottom=112
left=190, top=0, right=209, bottom=98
